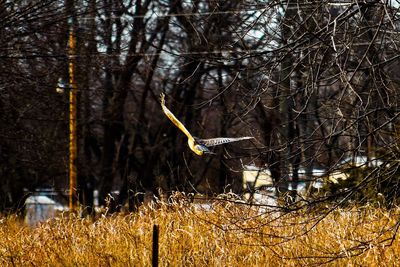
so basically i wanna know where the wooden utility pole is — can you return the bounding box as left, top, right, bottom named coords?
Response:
left=68, top=17, right=78, bottom=211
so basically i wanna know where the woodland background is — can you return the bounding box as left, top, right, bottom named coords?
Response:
left=1, top=0, right=400, bottom=213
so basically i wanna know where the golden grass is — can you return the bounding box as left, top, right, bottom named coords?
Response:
left=1, top=199, right=399, bottom=266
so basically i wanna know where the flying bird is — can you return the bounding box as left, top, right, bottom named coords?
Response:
left=160, top=93, right=254, bottom=156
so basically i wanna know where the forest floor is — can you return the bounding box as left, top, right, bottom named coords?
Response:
left=1, top=196, right=399, bottom=266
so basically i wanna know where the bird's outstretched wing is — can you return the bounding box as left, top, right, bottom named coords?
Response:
left=199, top=137, right=254, bottom=147
left=160, top=93, right=195, bottom=142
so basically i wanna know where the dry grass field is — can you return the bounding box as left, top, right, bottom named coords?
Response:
left=1, top=197, right=399, bottom=266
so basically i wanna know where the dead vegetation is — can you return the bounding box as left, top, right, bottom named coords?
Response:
left=1, top=198, right=399, bottom=266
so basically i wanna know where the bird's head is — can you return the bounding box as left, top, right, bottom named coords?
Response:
left=188, top=138, right=210, bottom=156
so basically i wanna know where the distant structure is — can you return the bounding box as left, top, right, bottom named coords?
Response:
left=327, top=155, right=383, bottom=183
left=242, top=165, right=273, bottom=191
left=242, top=165, right=325, bottom=206
left=24, top=194, right=63, bottom=226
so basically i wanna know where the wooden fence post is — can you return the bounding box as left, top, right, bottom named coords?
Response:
left=152, top=224, right=159, bottom=267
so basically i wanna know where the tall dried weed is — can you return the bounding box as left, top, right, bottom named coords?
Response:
left=0, top=199, right=399, bottom=266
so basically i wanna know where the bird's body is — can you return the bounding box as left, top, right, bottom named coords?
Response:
left=160, top=93, right=254, bottom=156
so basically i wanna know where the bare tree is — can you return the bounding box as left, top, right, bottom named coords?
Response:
left=0, top=0, right=71, bottom=212
left=2, top=0, right=400, bottom=216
